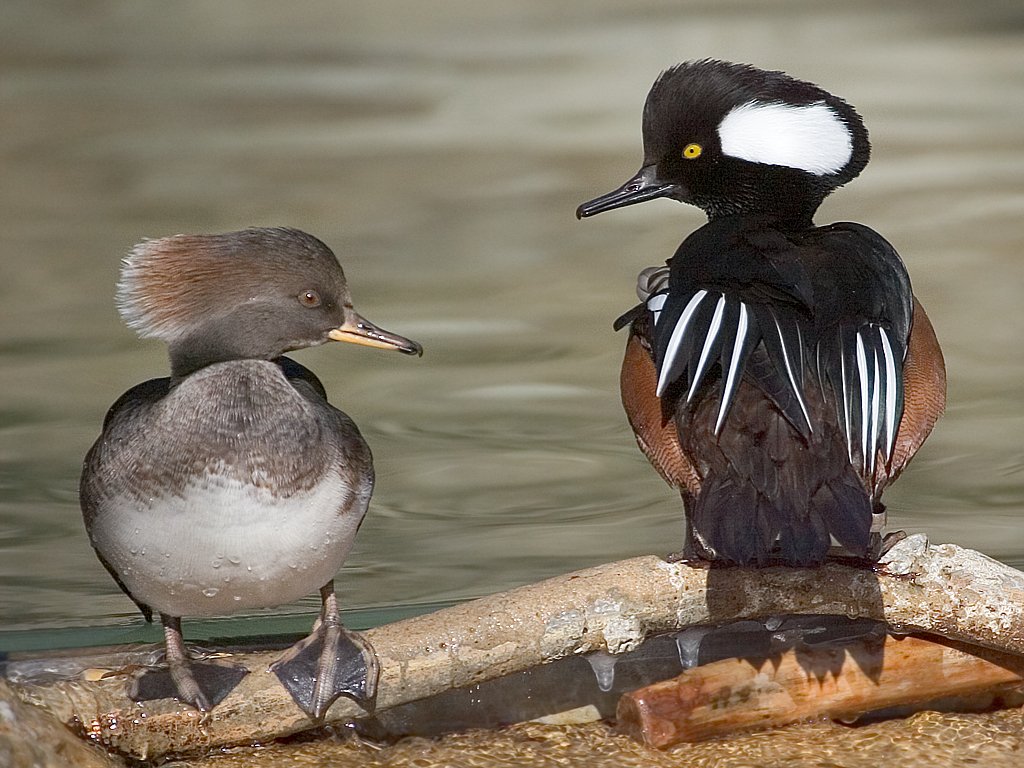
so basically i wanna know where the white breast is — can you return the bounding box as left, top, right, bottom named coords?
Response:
left=90, top=470, right=368, bottom=618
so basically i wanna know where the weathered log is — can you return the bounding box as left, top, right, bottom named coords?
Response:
left=11, top=535, right=1024, bottom=761
left=617, top=633, right=1024, bottom=748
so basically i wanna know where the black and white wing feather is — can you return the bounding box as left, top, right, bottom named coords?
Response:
left=651, top=287, right=813, bottom=439
left=618, top=220, right=912, bottom=496
left=820, top=322, right=906, bottom=481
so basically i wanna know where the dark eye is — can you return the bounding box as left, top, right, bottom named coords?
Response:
left=298, top=290, right=321, bottom=308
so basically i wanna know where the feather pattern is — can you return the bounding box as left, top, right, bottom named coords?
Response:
left=652, top=286, right=815, bottom=440
left=656, top=289, right=709, bottom=396
left=822, top=322, right=906, bottom=487
left=632, top=235, right=910, bottom=489
left=879, top=326, right=898, bottom=462
left=715, top=302, right=752, bottom=434
left=619, top=216, right=915, bottom=565
left=686, top=294, right=728, bottom=403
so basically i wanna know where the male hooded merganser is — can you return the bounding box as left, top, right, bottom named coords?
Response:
left=577, top=60, right=945, bottom=566
left=80, top=227, right=422, bottom=720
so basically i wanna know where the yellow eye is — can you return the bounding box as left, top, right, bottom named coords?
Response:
left=682, top=143, right=703, bottom=160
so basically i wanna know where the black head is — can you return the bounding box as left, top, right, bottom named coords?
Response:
left=117, top=227, right=422, bottom=377
left=577, top=60, right=870, bottom=226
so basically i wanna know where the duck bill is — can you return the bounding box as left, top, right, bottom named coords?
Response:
left=328, top=313, right=423, bottom=356
left=576, top=165, right=678, bottom=219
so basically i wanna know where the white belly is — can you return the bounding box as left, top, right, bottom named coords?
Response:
left=91, top=471, right=366, bottom=618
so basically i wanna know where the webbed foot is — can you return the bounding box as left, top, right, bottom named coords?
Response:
left=131, top=614, right=248, bottom=711
left=270, top=581, right=379, bottom=722
left=131, top=660, right=247, bottom=711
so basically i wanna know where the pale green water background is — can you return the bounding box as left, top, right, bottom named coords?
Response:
left=1, top=1, right=1022, bottom=649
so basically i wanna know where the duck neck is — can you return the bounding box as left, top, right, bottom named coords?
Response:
left=699, top=164, right=832, bottom=231
left=163, top=302, right=300, bottom=379
left=168, top=339, right=233, bottom=380
left=167, top=324, right=280, bottom=380
left=704, top=192, right=820, bottom=231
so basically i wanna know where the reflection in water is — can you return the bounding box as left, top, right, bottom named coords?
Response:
left=1, top=1, right=1023, bottom=640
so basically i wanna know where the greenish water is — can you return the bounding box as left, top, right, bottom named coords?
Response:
left=1, top=0, right=1023, bottom=649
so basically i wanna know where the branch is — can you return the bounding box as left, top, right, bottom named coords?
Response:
left=12, top=535, right=1024, bottom=761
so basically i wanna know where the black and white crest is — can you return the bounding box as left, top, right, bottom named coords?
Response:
left=644, top=60, right=870, bottom=184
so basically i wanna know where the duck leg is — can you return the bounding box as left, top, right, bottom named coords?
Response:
left=130, top=614, right=248, bottom=711
left=827, top=508, right=905, bottom=565
left=270, top=580, right=380, bottom=723
left=666, top=497, right=715, bottom=564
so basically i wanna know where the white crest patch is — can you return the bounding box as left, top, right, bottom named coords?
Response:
left=718, top=100, right=853, bottom=175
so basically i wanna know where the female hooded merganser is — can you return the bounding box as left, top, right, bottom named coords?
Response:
left=80, top=227, right=422, bottom=720
left=577, top=60, right=945, bottom=566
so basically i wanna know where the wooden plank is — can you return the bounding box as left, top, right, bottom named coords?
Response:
left=617, top=634, right=1024, bottom=748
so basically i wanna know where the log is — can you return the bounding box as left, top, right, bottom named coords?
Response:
left=11, top=535, right=1024, bottom=761
left=617, top=634, right=1024, bottom=748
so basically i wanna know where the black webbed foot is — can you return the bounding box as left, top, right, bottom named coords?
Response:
left=271, top=622, right=378, bottom=722
left=270, top=581, right=379, bottom=723
left=132, top=614, right=248, bottom=711
left=131, top=660, right=248, bottom=711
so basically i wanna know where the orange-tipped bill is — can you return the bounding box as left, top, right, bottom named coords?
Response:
left=328, top=313, right=423, bottom=356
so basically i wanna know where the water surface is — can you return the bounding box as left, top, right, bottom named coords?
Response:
left=1, top=0, right=1023, bottom=645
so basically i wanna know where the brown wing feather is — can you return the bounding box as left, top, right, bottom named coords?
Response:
left=620, top=331, right=702, bottom=498
left=876, top=296, right=946, bottom=490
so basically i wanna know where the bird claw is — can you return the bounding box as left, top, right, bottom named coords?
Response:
left=878, top=529, right=909, bottom=557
